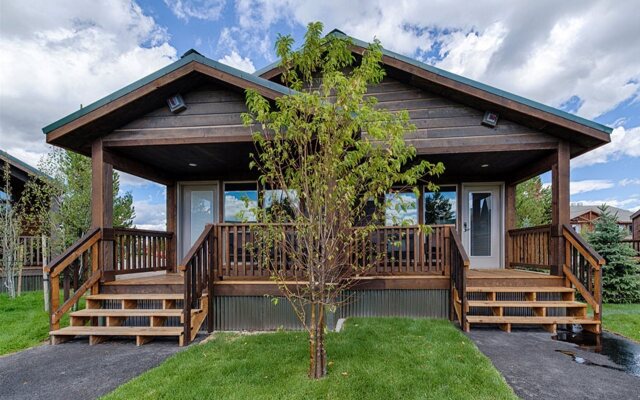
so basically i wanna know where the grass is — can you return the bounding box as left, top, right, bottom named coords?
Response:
left=0, top=290, right=83, bottom=355
left=104, top=318, right=516, bottom=400
left=602, top=303, right=640, bottom=341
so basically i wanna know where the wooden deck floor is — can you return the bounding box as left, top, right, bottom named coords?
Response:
left=467, top=269, right=553, bottom=279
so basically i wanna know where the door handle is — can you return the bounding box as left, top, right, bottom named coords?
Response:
left=463, top=222, right=469, bottom=232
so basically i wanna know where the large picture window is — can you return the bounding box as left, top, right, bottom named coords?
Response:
left=424, top=185, right=457, bottom=225
left=223, top=182, right=258, bottom=222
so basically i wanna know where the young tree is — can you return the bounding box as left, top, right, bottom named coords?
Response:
left=244, top=23, right=443, bottom=379
left=0, top=163, right=21, bottom=297
left=516, top=176, right=551, bottom=228
left=40, top=149, right=135, bottom=253
left=587, top=205, right=640, bottom=303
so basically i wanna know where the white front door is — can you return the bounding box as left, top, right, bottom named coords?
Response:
left=461, top=184, right=503, bottom=269
left=179, top=183, right=219, bottom=260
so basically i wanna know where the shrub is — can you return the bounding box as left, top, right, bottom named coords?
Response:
left=587, top=205, right=640, bottom=303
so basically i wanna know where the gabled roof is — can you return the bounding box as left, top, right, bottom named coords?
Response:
left=570, top=205, right=633, bottom=223
left=43, top=49, right=293, bottom=142
left=631, top=209, right=640, bottom=220
left=256, top=29, right=612, bottom=147
left=0, top=149, right=50, bottom=181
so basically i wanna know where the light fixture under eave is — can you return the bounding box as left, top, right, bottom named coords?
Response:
left=481, top=164, right=489, bottom=168
left=188, top=163, right=197, bottom=167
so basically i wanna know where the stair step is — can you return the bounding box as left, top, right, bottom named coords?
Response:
left=466, top=316, right=600, bottom=325
left=86, top=294, right=183, bottom=301
left=468, top=301, right=586, bottom=308
left=466, top=286, right=574, bottom=293
left=71, top=309, right=184, bottom=318
left=50, top=326, right=184, bottom=337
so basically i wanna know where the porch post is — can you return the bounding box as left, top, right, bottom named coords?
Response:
left=550, top=141, right=570, bottom=276
left=504, top=183, right=516, bottom=269
left=166, top=182, right=178, bottom=271
left=91, top=138, right=114, bottom=281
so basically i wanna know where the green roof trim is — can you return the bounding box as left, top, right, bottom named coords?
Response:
left=255, top=29, right=612, bottom=136
left=42, top=50, right=294, bottom=135
left=0, top=148, right=52, bottom=181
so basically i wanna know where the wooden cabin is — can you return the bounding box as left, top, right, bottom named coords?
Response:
left=570, top=205, right=633, bottom=238
left=0, top=149, right=51, bottom=293
left=43, top=31, right=611, bottom=346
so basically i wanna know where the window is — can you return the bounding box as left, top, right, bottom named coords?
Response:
left=424, top=186, right=457, bottom=225
left=224, top=182, right=258, bottom=222
left=263, top=188, right=299, bottom=218
left=385, top=190, right=418, bottom=226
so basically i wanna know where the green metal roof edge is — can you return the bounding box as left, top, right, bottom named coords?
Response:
left=42, top=51, right=293, bottom=135
left=254, top=29, right=612, bottom=136
left=0, top=148, right=52, bottom=181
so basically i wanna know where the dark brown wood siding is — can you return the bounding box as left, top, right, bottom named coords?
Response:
left=103, top=77, right=556, bottom=153
left=367, top=78, right=557, bottom=153
left=105, top=84, right=253, bottom=145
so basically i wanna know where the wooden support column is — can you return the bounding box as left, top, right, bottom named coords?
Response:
left=550, top=141, right=570, bottom=276
left=166, top=183, right=178, bottom=271
left=504, top=183, right=516, bottom=269
left=92, top=139, right=114, bottom=281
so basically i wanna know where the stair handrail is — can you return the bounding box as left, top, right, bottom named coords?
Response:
left=562, top=224, right=605, bottom=320
left=44, top=227, right=102, bottom=331
left=179, top=224, right=216, bottom=344
left=449, top=226, right=470, bottom=331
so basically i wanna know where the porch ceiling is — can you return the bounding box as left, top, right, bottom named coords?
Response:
left=106, top=143, right=554, bottom=184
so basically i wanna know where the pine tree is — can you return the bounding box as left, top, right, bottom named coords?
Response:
left=587, top=205, right=640, bottom=303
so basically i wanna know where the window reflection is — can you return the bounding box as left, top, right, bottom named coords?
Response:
left=424, top=186, right=457, bottom=225
left=385, top=191, right=418, bottom=226
left=224, top=182, right=258, bottom=222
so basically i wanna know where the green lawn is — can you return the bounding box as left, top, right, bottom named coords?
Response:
left=104, top=318, right=516, bottom=400
left=602, top=303, right=640, bottom=341
left=0, top=290, right=81, bottom=355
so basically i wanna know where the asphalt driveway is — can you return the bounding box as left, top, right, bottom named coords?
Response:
left=468, top=329, right=640, bottom=400
left=0, top=339, right=184, bottom=400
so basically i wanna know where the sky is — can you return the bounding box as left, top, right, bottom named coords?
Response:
left=0, top=0, right=639, bottom=230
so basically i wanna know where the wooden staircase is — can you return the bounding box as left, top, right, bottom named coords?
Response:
left=464, top=284, right=600, bottom=333
left=49, top=290, right=207, bottom=346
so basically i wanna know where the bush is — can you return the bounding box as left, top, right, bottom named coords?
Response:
left=587, top=205, right=640, bottom=303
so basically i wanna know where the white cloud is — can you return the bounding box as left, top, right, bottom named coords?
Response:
left=0, top=0, right=177, bottom=162
left=572, top=126, right=640, bottom=168
left=164, top=0, right=226, bottom=22
left=133, top=199, right=166, bottom=231
left=218, top=51, right=256, bottom=73
left=619, top=178, right=640, bottom=187
left=230, top=0, right=640, bottom=120
left=570, top=180, right=614, bottom=195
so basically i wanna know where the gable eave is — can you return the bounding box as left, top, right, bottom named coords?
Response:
left=43, top=51, right=293, bottom=143
left=256, top=29, right=612, bottom=146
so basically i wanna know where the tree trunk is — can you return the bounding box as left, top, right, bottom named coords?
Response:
left=308, top=301, right=327, bottom=379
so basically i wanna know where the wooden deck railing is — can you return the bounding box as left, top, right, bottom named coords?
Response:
left=179, top=224, right=215, bottom=344
left=508, top=225, right=551, bottom=269
left=449, top=227, right=470, bottom=331
left=18, top=236, right=49, bottom=268
left=622, top=239, right=640, bottom=257
left=44, top=228, right=102, bottom=331
left=215, top=223, right=452, bottom=279
left=562, top=224, right=605, bottom=322
left=112, top=228, right=173, bottom=275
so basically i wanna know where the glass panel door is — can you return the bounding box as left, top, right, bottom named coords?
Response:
left=470, top=192, right=492, bottom=256
left=180, top=184, right=218, bottom=259
left=462, top=184, right=502, bottom=269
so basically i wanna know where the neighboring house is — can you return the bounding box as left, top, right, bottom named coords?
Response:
left=570, top=205, right=633, bottom=238
left=0, top=149, right=51, bottom=293
left=42, top=30, right=610, bottom=346
left=632, top=210, right=640, bottom=240
left=627, top=209, right=640, bottom=256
